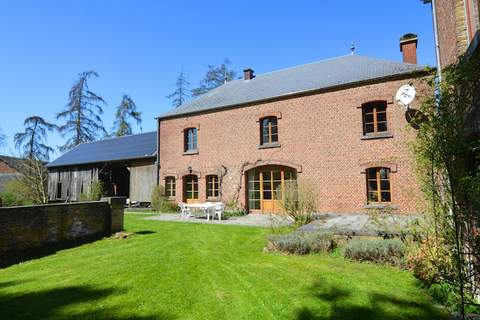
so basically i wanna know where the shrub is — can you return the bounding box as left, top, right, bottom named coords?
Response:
left=267, top=231, right=336, bottom=255
left=223, top=209, right=245, bottom=219
left=79, top=180, right=104, bottom=201
left=406, top=236, right=456, bottom=285
left=0, top=179, right=35, bottom=207
left=281, top=180, right=317, bottom=227
left=344, top=238, right=405, bottom=265
left=151, top=185, right=178, bottom=213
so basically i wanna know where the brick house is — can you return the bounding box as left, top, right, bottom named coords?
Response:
left=423, top=0, right=480, bottom=68
left=156, top=37, right=429, bottom=215
left=0, top=155, right=23, bottom=193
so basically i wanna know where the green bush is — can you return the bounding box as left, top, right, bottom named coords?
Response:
left=0, top=179, right=35, bottom=207
left=344, top=238, right=405, bottom=265
left=267, top=231, right=336, bottom=255
left=151, top=185, right=178, bottom=213
left=223, top=209, right=246, bottom=219
left=79, top=180, right=104, bottom=201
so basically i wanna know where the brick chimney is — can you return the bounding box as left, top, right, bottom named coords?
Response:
left=243, top=68, right=254, bottom=80
left=400, top=33, right=418, bottom=64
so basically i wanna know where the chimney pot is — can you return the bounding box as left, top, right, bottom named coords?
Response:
left=399, top=33, right=418, bottom=64
left=243, top=68, right=254, bottom=80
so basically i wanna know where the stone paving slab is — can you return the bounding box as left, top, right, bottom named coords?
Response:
left=143, top=213, right=292, bottom=228
left=299, top=213, right=422, bottom=236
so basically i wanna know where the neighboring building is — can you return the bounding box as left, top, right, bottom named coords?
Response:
left=423, top=0, right=480, bottom=67
left=0, top=155, right=23, bottom=193
left=46, top=132, right=156, bottom=203
left=155, top=36, right=429, bottom=214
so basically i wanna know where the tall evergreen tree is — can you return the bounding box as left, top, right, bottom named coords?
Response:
left=57, top=70, right=106, bottom=151
left=14, top=116, right=57, bottom=160
left=191, top=59, right=237, bottom=97
left=166, top=68, right=190, bottom=108
left=113, top=94, right=142, bottom=137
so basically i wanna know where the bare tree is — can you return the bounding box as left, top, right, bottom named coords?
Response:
left=14, top=116, right=57, bottom=160
left=113, top=94, right=142, bottom=137
left=57, top=70, right=106, bottom=151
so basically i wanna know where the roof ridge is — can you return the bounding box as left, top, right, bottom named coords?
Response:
left=73, top=131, right=156, bottom=146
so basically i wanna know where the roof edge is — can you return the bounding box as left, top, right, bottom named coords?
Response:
left=46, top=154, right=157, bottom=169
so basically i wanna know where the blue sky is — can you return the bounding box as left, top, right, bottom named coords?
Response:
left=0, top=0, right=435, bottom=158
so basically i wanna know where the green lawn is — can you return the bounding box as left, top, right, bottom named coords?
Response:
left=0, top=214, right=446, bottom=320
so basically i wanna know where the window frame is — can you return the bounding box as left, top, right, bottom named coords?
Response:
left=184, top=127, right=198, bottom=152
left=362, top=101, right=388, bottom=135
left=165, top=176, right=176, bottom=198
left=366, top=167, right=391, bottom=203
left=259, top=116, right=279, bottom=146
left=206, top=175, right=219, bottom=199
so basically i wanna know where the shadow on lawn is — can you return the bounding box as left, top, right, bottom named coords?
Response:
left=0, top=283, right=174, bottom=320
left=296, top=280, right=447, bottom=320
left=135, top=230, right=157, bottom=235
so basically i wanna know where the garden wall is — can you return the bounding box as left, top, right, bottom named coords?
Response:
left=0, top=197, right=125, bottom=262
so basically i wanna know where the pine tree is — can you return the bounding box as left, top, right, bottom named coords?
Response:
left=191, top=59, right=237, bottom=97
left=166, top=68, right=190, bottom=108
left=14, top=116, right=57, bottom=160
left=113, top=94, right=142, bottom=137
left=57, top=70, right=106, bottom=151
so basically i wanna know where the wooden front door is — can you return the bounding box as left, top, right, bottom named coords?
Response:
left=247, top=166, right=296, bottom=213
left=184, top=175, right=199, bottom=203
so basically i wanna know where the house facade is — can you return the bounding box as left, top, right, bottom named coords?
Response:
left=0, top=156, right=23, bottom=194
left=156, top=37, right=429, bottom=214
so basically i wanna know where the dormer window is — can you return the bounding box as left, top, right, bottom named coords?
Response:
left=362, top=101, right=388, bottom=135
left=184, top=128, right=198, bottom=152
left=260, top=117, right=278, bottom=146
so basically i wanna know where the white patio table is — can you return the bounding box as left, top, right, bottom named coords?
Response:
left=183, top=202, right=221, bottom=221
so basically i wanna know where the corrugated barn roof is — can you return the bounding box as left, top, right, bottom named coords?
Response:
left=47, top=132, right=157, bottom=168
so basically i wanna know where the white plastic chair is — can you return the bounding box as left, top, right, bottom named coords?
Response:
left=212, top=202, right=225, bottom=221
left=178, top=202, right=190, bottom=218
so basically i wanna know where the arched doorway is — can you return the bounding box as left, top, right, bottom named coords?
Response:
left=183, top=174, right=199, bottom=203
left=246, top=165, right=297, bottom=213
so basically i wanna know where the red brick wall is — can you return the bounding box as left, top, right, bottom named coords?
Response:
left=159, top=77, right=428, bottom=215
left=434, top=0, right=480, bottom=67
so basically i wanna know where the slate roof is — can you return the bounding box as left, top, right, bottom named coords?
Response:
left=159, top=54, right=426, bottom=119
left=0, top=156, right=23, bottom=171
left=46, top=132, right=157, bottom=168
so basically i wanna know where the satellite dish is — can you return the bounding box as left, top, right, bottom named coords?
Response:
left=395, top=84, right=416, bottom=107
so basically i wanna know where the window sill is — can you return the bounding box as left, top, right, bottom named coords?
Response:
left=206, top=197, right=219, bottom=202
left=361, top=132, right=393, bottom=140
left=257, top=142, right=281, bottom=149
left=364, top=203, right=399, bottom=210
left=183, top=150, right=199, bottom=155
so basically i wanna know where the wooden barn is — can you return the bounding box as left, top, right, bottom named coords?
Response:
left=46, top=132, right=157, bottom=204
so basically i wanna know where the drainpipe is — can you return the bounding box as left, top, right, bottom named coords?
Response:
left=424, top=0, right=442, bottom=81
left=156, top=117, right=161, bottom=185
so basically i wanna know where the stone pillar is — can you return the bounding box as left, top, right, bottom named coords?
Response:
left=101, top=197, right=126, bottom=233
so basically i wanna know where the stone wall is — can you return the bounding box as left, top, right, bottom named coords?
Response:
left=0, top=197, right=125, bottom=261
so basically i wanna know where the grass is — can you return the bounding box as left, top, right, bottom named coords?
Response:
left=0, top=213, right=447, bottom=320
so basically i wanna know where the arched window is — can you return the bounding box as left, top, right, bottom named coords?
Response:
left=206, top=175, right=219, bottom=198
left=366, top=167, right=391, bottom=203
left=260, top=117, right=278, bottom=145
left=165, top=176, right=176, bottom=197
left=184, top=128, right=198, bottom=152
left=362, top=101, right=388, bottom=135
